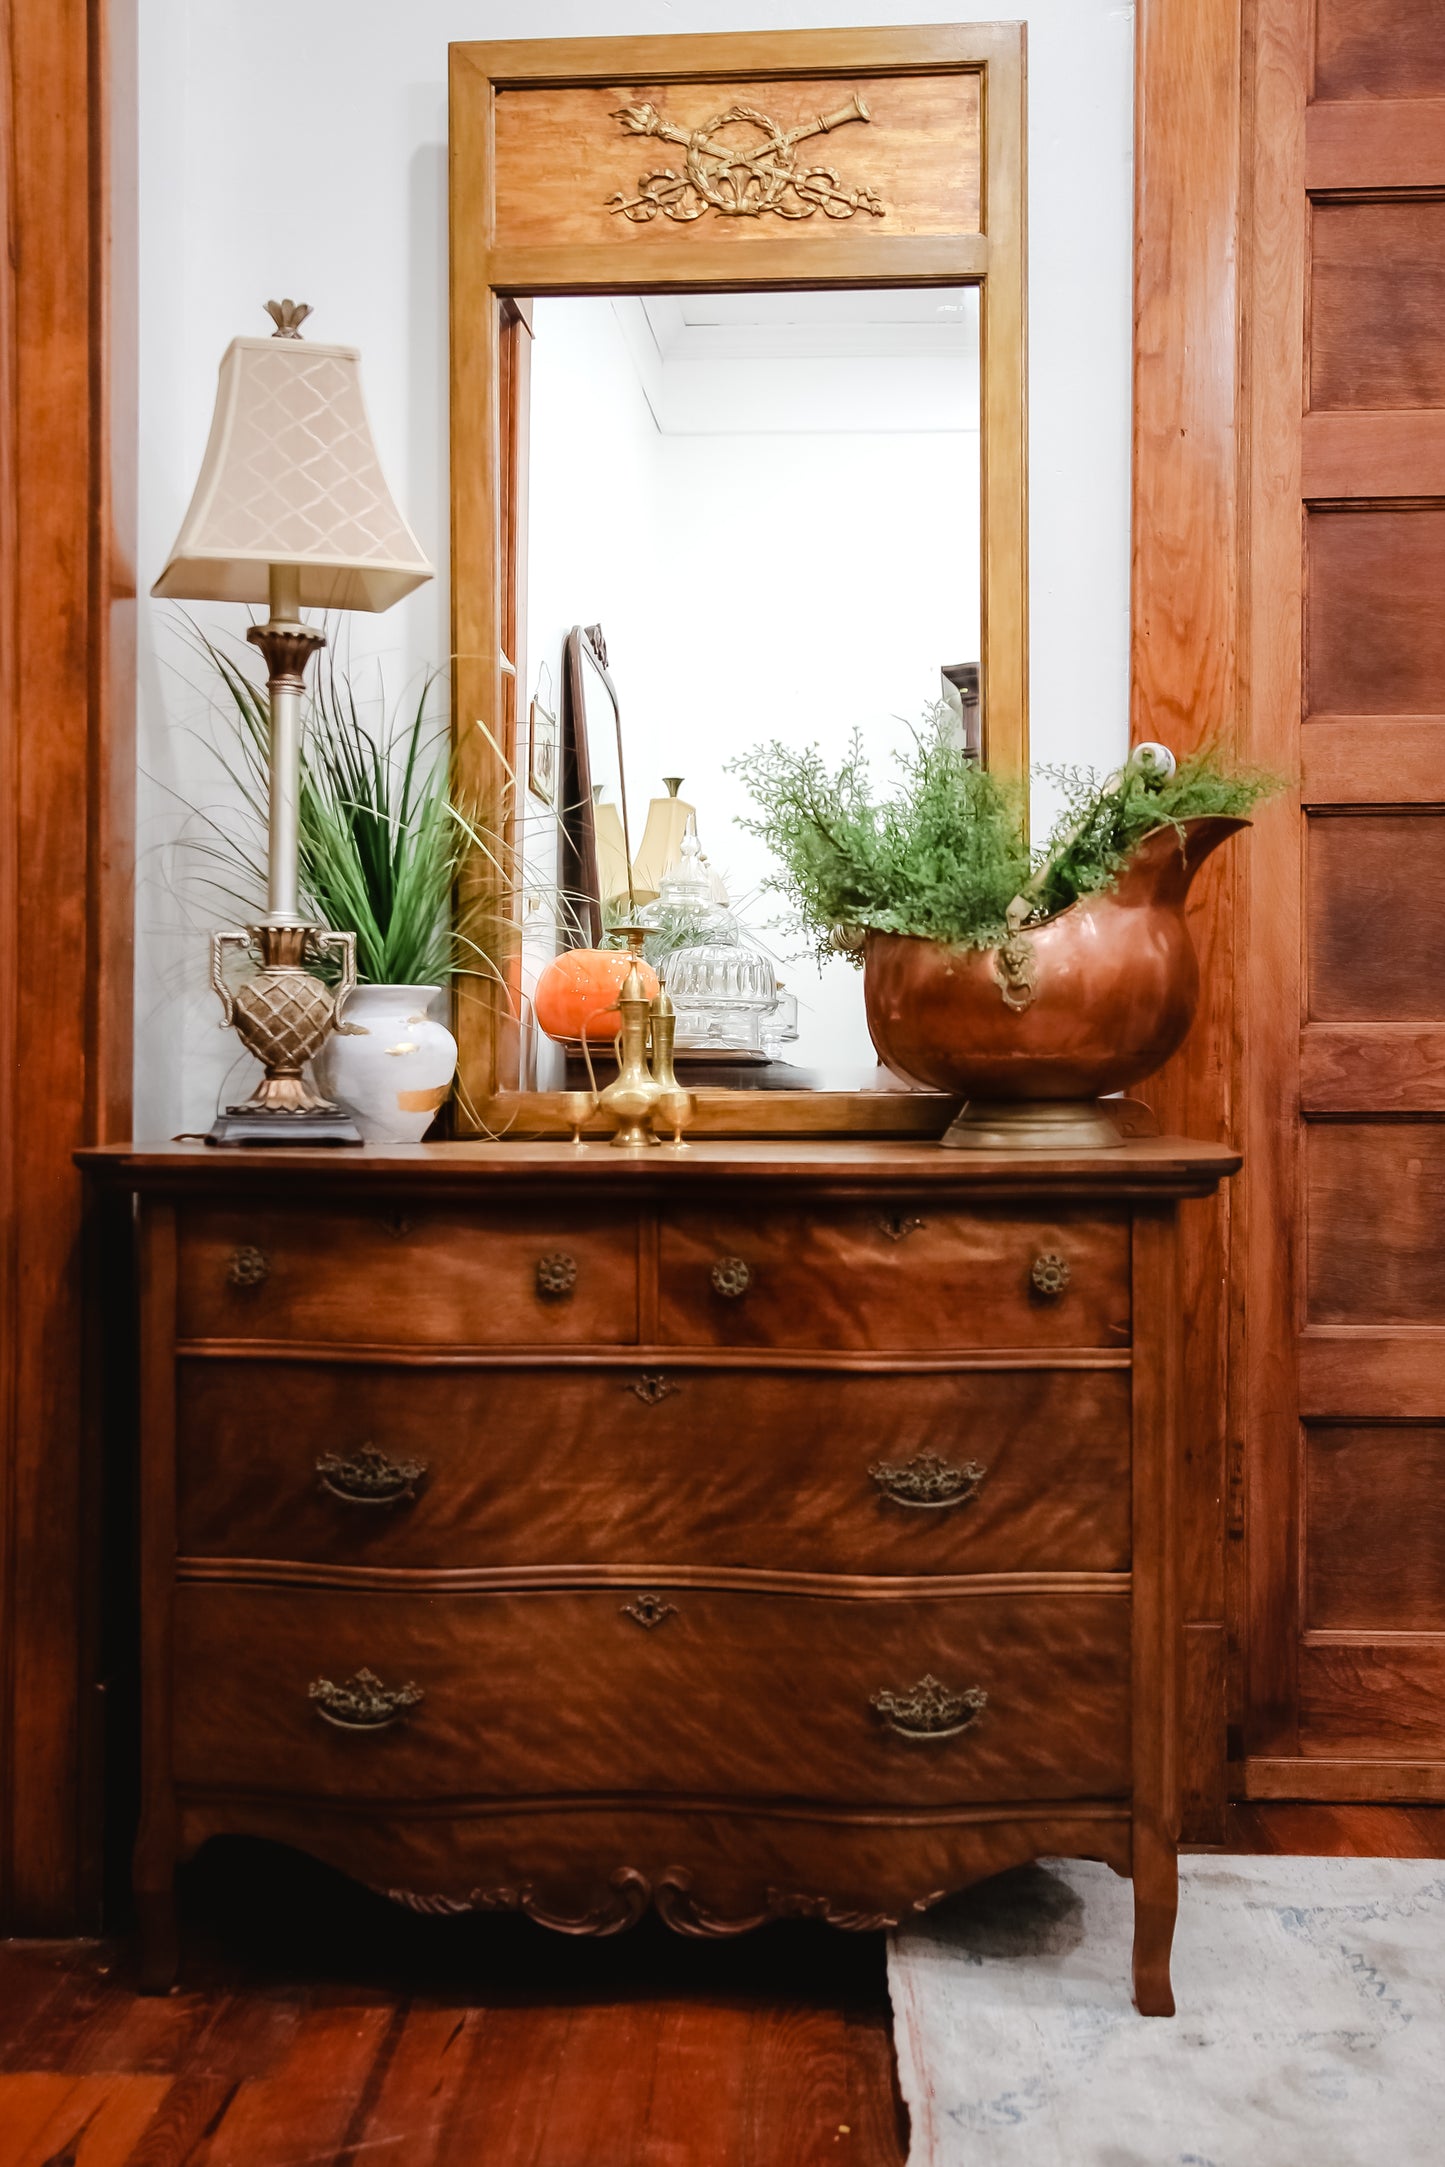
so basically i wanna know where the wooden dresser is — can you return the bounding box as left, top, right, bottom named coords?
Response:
left=83, top=1137, right=1237, bottom=2013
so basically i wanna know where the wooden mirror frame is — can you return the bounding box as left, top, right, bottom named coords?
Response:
left=449, top=23, right=1026, bottom=1137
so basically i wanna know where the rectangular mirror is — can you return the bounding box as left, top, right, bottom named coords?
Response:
left=522, top=286, right=981, bottom=1093
left=450, top=24, right=1025, bottom=1135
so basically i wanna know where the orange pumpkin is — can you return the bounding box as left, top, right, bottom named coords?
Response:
left=533, top=947, right=659, bottom=1044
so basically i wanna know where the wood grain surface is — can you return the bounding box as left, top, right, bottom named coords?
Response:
left=0, top=0, right=135, bottom=1935
left=1305, top=1423, right=1445, bottom=1631
left=1129, top=0, right=1245, bottom=1845
left=175, top=1358, right=1133, bottom=1576
left=170, top=1580, right=1132, bottom=1811
left=657, top=1205, right=1131, bottom=1352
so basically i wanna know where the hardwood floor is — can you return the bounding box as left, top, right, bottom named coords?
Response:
left=1, top=1810, right=1440, bottom=2167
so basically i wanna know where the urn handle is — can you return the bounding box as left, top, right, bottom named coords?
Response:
left=869, top=1451, right=986, bottom=1511
left=871, top=1675, right=987, bottom=1742
left=710, top=1255, right=752, bottom=1300
left=309, top=1668, right=423, bottom=1731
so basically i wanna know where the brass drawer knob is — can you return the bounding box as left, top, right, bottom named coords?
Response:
left=536, top=1251, right=578, bottom=1299
left=1030, top=1251, right=1070, bottom=1299
left=871, top=1675, right=987, bottom=1742
left=316, top=1443, right=428, bottom=1507
left=309, top=1667, right=423, bottom=1732
left=710, top=1255, right=752, bottom=1300
left=869, top=1451, right=986, bottom=1511
left=226, top=1244, right=269, bottom=1289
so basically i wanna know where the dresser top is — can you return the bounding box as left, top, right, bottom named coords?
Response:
left=78, top=1136, right=1239, bottom=1201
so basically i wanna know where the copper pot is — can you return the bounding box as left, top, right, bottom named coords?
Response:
left=863, top=816, right=1247, bottom=1148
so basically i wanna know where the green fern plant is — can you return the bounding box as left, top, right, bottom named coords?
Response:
left=730, top=709, right=1278, bottom=959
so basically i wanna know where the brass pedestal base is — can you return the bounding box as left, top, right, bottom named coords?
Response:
left=941, top=1098, right=1123, bottom=1151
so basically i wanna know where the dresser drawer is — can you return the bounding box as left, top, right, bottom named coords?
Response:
left=175, top=1204, right=638, bottom=1347
left=658, top=1207, right=1131, bottom=1351
left=172, top=1581, right=1131, bottom=1809
left=176, top=1360, right=1131, bottom=1574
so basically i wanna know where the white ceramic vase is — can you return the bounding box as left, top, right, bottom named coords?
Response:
left=314, top=983, right=458, bottom=1144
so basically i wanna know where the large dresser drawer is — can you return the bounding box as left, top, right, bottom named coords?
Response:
left=658, top=1206, right=1130, bottom=1351
left=176, top=1204, right=639, bottom=1347
left=172, top=1581, right=1131, bottom=1809
left=176, top=1360, right=1132, bottom=1575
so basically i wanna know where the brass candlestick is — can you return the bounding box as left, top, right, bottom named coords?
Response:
left=647, top=986, right=695, bottom=1146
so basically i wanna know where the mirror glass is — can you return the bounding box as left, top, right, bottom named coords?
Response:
left=520, top=286, right=981, bottom=1093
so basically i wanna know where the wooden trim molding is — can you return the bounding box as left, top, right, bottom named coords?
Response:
left=1129, top=0, right=1245, bottom=1844
left=0, top=0, right=135, bottom=1932
left=448, top=25, right=1027, bottom=1136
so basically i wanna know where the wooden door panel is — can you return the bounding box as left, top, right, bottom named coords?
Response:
left=1314, top=1, right=1445, bottom=100
left=1306, top=813, right=1445, bottom=1020
left=1306, top=509, right=1445, bottom=716
left=1299, top=1638, right=1445, bottom=1758
left=1306, top=1424, right=1445, bottom=1630
left=1307, top=1123, right=1445, bottom=1323
left=1309, top=200, right=1445, bottom=411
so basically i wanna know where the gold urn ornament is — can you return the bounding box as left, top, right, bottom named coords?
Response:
left=211, top=923, right=357, bottom=1117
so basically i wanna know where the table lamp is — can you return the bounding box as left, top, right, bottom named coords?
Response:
left=153, top=299, right=434, bottom=1143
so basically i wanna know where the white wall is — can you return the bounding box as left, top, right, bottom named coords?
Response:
left=135, top=0, right=1135, bottom=1135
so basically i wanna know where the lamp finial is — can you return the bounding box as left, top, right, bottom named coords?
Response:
left=264, top=298, right=312, bottom=339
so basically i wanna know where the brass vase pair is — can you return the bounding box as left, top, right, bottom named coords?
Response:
left=587, top=932, right=696, bottom=1148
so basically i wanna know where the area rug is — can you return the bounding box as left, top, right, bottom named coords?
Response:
left=887, top=1855, right=1445, bottom=2166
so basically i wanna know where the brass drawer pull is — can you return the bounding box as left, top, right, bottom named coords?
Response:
left=316, top=1443, right=428, bottom=1507
left=871, top=1675, right=987, bottom=1742
left=536, top=1251, right=578, bottom=1299
left=710, top=1255, right=752, bottom=1300
left=878, top=1213, right=925, bottom=1242
left=621, top=1592, right=678, bottom=1629
left=226, top=1244, right=269, bottom=1289
left=309, top=1668, right=423, bottom=1732
left=629, top=1372, right=677, bottom=1405
left=869, top=1451, right=986, bottom=1511
left=1030, top=1251, right=1070, bottom=1299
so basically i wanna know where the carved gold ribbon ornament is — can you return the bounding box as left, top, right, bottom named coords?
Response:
left=608, top=92, right=886, bottom=224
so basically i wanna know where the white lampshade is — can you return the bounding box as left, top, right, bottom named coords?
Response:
left=152, top=331, right=433, bottom=611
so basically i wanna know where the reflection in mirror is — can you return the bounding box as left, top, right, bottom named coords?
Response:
left=521, top=286, right=980, bottom=1093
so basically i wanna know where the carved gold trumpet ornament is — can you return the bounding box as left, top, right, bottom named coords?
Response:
left=609, top=92, right=885, bottom=224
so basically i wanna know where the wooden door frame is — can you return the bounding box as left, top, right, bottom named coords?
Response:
left=0, top=0, right=136, bottom=1931
left=1130, top=0, right=1257, bottom=1840
left=449, top=25, right=1027, bottom=1137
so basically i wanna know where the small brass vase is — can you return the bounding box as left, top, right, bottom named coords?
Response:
left=595, top=931, right=667, bottom=1148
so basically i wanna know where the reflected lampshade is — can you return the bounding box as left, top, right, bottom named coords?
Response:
left=152, top=321, right=433, bottom=610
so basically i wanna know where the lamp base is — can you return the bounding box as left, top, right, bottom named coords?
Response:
left=206, top=1106, right=363, bottom=1148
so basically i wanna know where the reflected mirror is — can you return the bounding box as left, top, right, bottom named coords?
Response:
left=519, top=285, right=981, bottom=1094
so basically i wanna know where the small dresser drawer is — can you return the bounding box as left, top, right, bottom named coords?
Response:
left=175, top=1204, right=638, bottom=1347
left=658, top=1206, right=1130, bottom=1351
left=175, top=1360, right=1132, bottom=1575
left=172, top=1581, right=1131, bottom=1809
